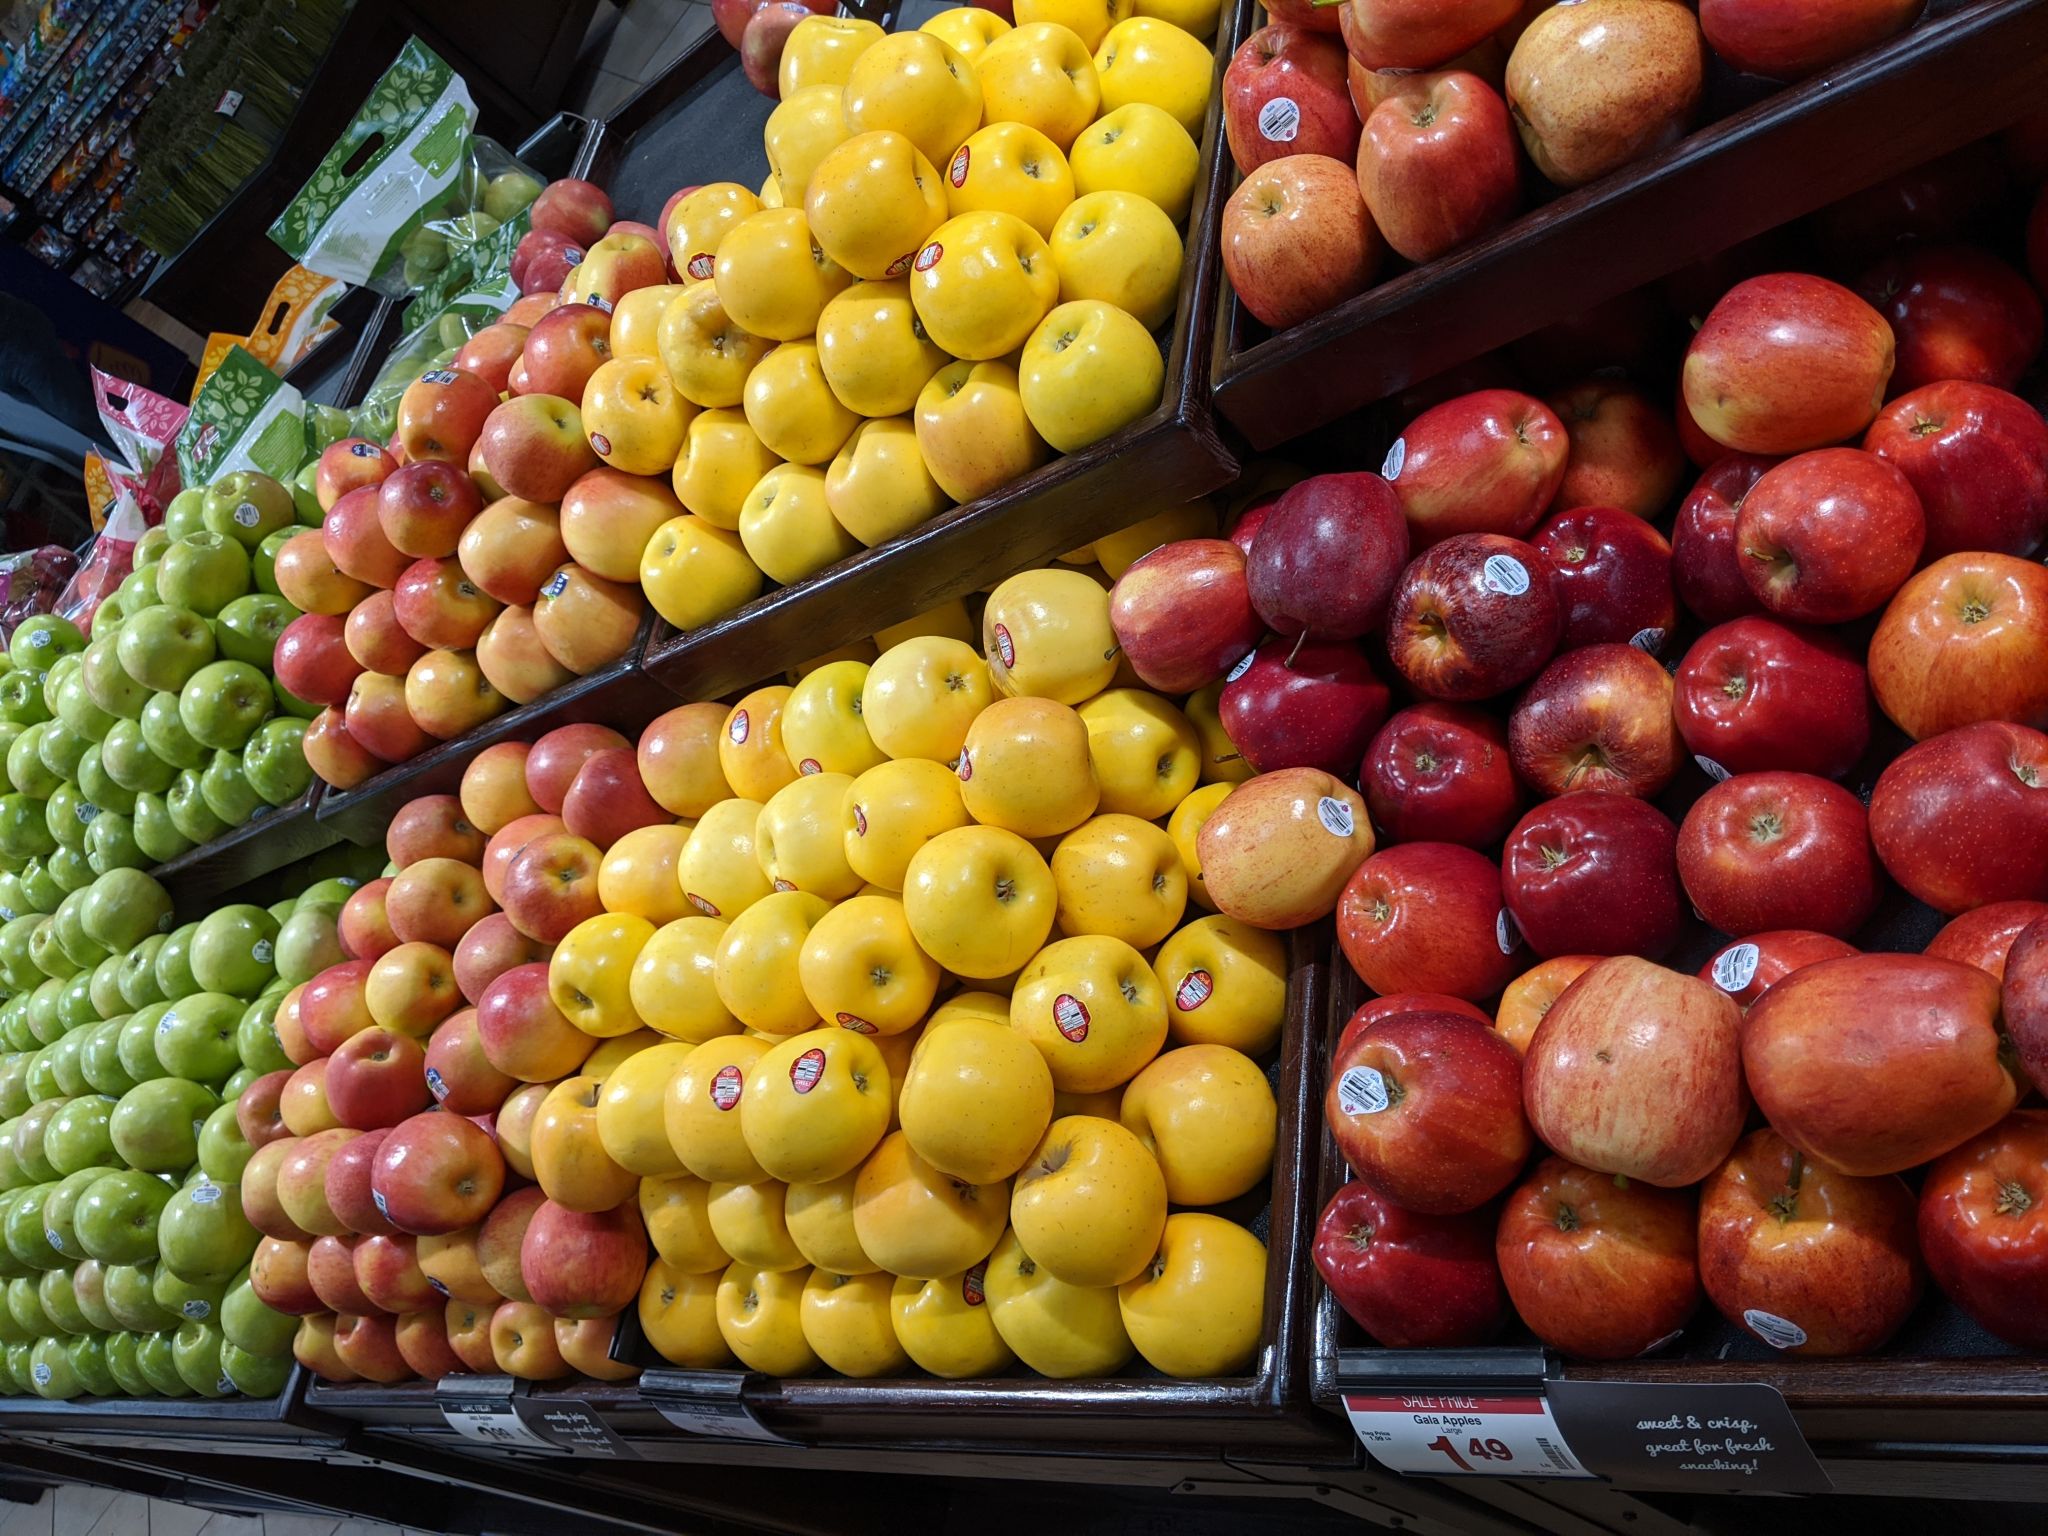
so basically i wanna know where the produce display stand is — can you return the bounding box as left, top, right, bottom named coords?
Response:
left=622, top=0, right=1239, bottom=705
left=0, top=1369, right=328, bottom=1452
left=146, top=785, right=342, bottom=920
left=1207, top=0, right=2048, bottom=450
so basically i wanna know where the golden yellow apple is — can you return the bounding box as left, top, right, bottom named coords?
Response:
left=913, top=360, right=1051, bottom=504
left=641, top=1172, right=730, bottom=1272
left=1118, top=1212, right=1265, bottom=1377
left=861, top=635, right=991, bottom=764
left=789, top=639, right=880, bottom=683
left=899, top=1016, right=1055, bottom=1183
left=759, top=172, right=783, bottom=208
left=658, top=284, right=775, bottom=409
left=816, top=280, right=951, bottom=420
left=1077, top=687, right=1200, bottom=819
left=1183, top=682, right=1252, bottom=787
left=976, top=21, right=1104, bottom=145
left=843, top=758, right=970, bottom=890
left=741, top=1028, right=892, bottom=1183
left=784, top=1170, right=879, bottom=1273
left=581, top=357, right=693, bottom=477
left=1069, top=102, right=1200, bottom=222
left=1049, top=189, right=1182, bottom=331
left=852, top=1130, right=1009, bottom=1278
left=1133, top=0, right=1219, bottom=37
left=672, top=407, right=782, bottom=529
left=716, top=1261, right=818, bottom=1376
left=531, top=1075, right=641, bottom=1211
left=632, top=915, right=742, bottom=1044
left=611, top=282, right=689, bottom=360
left=762, top=87, right=849, bottom=210
left=720, top=685, right=801, bottom=802
left=596, top=1039, right=693, bottom=1176
left=957, top=695, right=1100, bottom=838
left=715, top=889, right=832, bottom=1036
left=1051, top=813, right=1186, bottom=947
left=1094, top=496, right=1216, bottom=574
left=800, top=1267, right=909, bottom=1376
left=983, top=1226, right=1134, bottom=1375
left=1020, top=298, right=1165, bottom=453
left=549, top=913, right=656, bottom=1039
left=714, top=207, right=853, bottom=343
left=639, top=513, right=765, bottom=631
left=1093, top=16, right=1214, bottom=134
left=943, top=121, right=1075, bottom=237
left=928, top=991, right=1015, bottom=1030
left=981, top=565, right=1118, bottom=703
left=584, top=1029, right=661, bottom=1080
left=598, top=823, right=693, bottom=925
left=1015, top=0, right=1131, bottom=48
left=756, top=770, right=861, bottom=900
left=1151, top=912, right=1286, bottom=1053
left=891, top=1266, right=1016, bottom=1377
left=1010, top=1113, right=1166, bottom=1286
left=1120, top=1043, right=1274, bottom=1205
left=667, top=183, right=763, bottom=282
left=640, top=1258, right=734, bottom=1367
left=826, top=416, right=952, bottom=547
left=783, top=658, right=887, bottom=776
left=1011, top=935, right=1168, bottom=1093
left=675, top=795, right=773, bottom=922
left=742, top=341, right=860, bottom=467
left=665, top=1034, right=773, bottom=1183
left=706, top=1178, right=806, bottom=1270
left=1196, top=768, right=1374, bottom=929
left=909, top=210, right=1059, bottom=361
left=778, top=14, right=884, bottom=98
left=902, top=825, right=1056, bottom=979
left=922, top=5, right=1012, bottom=63
left=799, top=893, right=941, bottom=1035
left=843, top=32, right=984, bottom=168
left=873, top=1022, right=922, bottom=1127
left=805, top=131, right=949, bottom=283
left=1167, top=778, right=1230, bottom=910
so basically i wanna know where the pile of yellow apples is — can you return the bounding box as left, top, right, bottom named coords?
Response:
left=608, top=0, right=1220, bottom=636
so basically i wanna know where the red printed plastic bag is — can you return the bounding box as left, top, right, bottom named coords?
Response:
left=91, top=368, right=188, bottom=520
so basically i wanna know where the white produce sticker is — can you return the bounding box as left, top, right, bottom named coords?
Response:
left=1695, top=755, right=1732, bottom=782
left=1258, top=97, right=1300, bottom=142
left=1712, top=943, right=1760, bottom=994
left=1336, top=1065, right=1389, bottom=1116
left=1743, top=1309, right=1808, bottom=1351
left=1317, top=796, right=1355, bottom=837
left=1481, top=555, right=1530, bottom=596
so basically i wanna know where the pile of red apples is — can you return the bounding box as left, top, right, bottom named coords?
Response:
left=1111, top=130, right=2048, bottom=1362
left=1220, top=0, right=1935, bottom=331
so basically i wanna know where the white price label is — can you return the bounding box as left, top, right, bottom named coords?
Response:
left=1342, top=1393, right=1593, bottom=1480
left=442, top=1399, right=557, bottom=1451
left=653, top=1399, right=790, bottom=1442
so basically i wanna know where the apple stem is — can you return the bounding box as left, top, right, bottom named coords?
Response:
left=1996, top=1178, right=2033, bottom=1217
left=1285, top=631, right=1307, bottom=667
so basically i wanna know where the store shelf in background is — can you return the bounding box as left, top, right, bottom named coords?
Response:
left=0, top=1368, right=333, bottom=1450
left=605, top=5, right=1236, bottom=705
left=150, top=783, right=342, bottom=920
left=1209, top=0, right=2048, bottom=451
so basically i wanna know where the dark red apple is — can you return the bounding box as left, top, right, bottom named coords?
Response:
left=1917, top=1111, right=2048, bottom=1350
left=1670, top=454, right=1774, bottom=624
left=1335, top=992, right=1493, bottom=1058
left=1337, top=0, right=1524, bottom=70
left=1864, top=381, right=2048, bottom=561
left=1676, top=771, right=1880, bottom=939
left=1697, top=929, right=1859, bottom=1009
left=560, top=748, right=668, bottom=850
left=1108, top=539, right=1265, bottom=693
left=1384, top=533, right=1563, bottom=701
left=1356, top=72, right=1518, bottom=264
left=1222, top=24, right=1361, bottom=175
left=274, top=614, right=362, bottom=710
left=2001, top=916, right=2048, bottom=1096
left=1359, top=703, right=1523, bottom=848
left=1383, top=390, right=1569, bottom=546
left=1313, top=1182, right=1506, bottom=1349
left=1544, top=379, right=1686, bottom=521
left=1855, top=244, right=2044, bottom=397
left=1926, top=901, right=2048, bottom=981
left=1734, top=447, right=1924, bottom=623
left=1501, top=791, right=1682, bottom=959
left=1700, top=0, right=1922, bottom=79
left=1245, top=472, right=1410, bottom=642
left=1218, top=636, right=1391, bottom=777
left=1672, top=616, right=1871, bottom=783
left=1868, top=552, right=2048, bottom=742
left=1531, top=505, right=1675, bottom=653
left=1507, top=643, right=1682, bottom=799
left=1336, top=843, right=1521, bottom=1000
left=1868, top=721, right=2048, bottom=913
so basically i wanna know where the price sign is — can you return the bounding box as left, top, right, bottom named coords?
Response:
left=515, top=1398, right=637, bottom=1459
left=439, top=1378, right=557, bottom=1453
left=1342, top=1392, right=1593, bottom=1480
left=1548, top=1381, right=1829, bottom=1494
left=643, top=1370, right=794, bottom=1443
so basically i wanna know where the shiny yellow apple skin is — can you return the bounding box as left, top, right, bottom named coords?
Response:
left=1133, top=0, right=1219, bottom=38
left=640, top=1258, right=735, bottom=1366
left=1119, top=1212, right=1266, bottom=1377
left=843, top=758, right=970, bottom=890
left=957, top=695, right=1099, bottom=838
left=789, top=638, right=879, bottom=683
left=640, top=513, right=764, bottom=631
left=805, top=131, right=949, bottom=283
left=826, top=417, right=952, bottom=547
left=714, top=207, right=853, bottom=343
left=1093, top=496, right=1216, bottom=575
left=1167, top=778, right=1231, bottom=911
left=658, top=284, right=775, bottom=409
left=852, top=1130, right=1010, bottom=1278
left=706, top=1178, right=806, bottom=1271
left=742, top=1028, right=892, bottom=1183
left=873, top=597, right=970, bottom=644
left=1010, top=1114, right=1167, bottom=1286
left=531, top=1075, right=641, bottom=1211
left=763, top=88, right=849, bottom=210
left=666, top=1034, right=774, bottom=1183
left=929, top=991, right=1015, bottom=1030
left=1019, top=298, right=1165, bottom=453
left=977, top=22, right=1105, bottom=146
left=799, top=894, right=941, bottom=1035
left=983, top=1227, right=1134, bottom=1376
left=599, top=824, right=693, bottom=926
left=909, top=211, right=1059, bottom=362
left=784, top=1170, right=879, bottom=1273
left=922, top=5, right=1013, bottom=63
left=611, top=282, right=689, bottom=360
left=716, top=1261, right=819, bottom=1376
left=1196, top=768, right=1374, bottom=929
left=861, top=635, right=992, bottom=764
left=1011, top=935, right=1168, bottom=1093
left=675, top=795, right=772, bottom=922
left=632, top=916, right=743, bottom=1043
left=1078, top=687, right=1201, bottom=819
left=1051, top=813, right=1186, bottom=947
left=742, top=342, right=860, bottom=467
left=779, top=14, right=884, bottom=98
left=550, top=913, right=656, bottom=1039
left=642, top=1172, right=730, bottom=1272
left=913, top=360, right=1051, bottom=504
left=799, top=1267, right=911, bottom=1376
left=943, top=122, right=1075, bottom=238
left=667, top=183, right=763, bottom=282
left=596, top=1039, right=693, bottom=1176
left=1120, top=1043, right=1275, bottom=1205
left=1184, top=683, right=1253, bottom=788
left=1093, top=16, right=1215, bottom=134
left=1153, top=912, right=1287, bottom=1053
left=817, top=280, right=951, bottom=419
left=738, top=463, right=860, bottom=585
left=891, top=1265, right=1015, bottom=1377
left=983, top=566, right=1119, bottom=703
left=1049, top=190, right=1182, bottom=332
left=714, top=890, right=831, bottom=1036
left=902, top=825, right=1056, bottom=979
left=843, top=32, right=984, bottom=169
left=581, top=356, right=695, bottom=476
left=899, top=1017, right=1055, bottom=1183
left=1014, top=0, right=1132, bottom=50
left=672, top=407, right=782, bottom=529
left=759, top=173, right=783, bottom=208
left=783, top=659, right=886, bottom=776
left=755, top=771, right=860, bottom=900
left=585, top=1029, right=661, bottom=1079
left=719, top=685, right=801, bottom=802
left=1069, top=103, right=1200, bottom=222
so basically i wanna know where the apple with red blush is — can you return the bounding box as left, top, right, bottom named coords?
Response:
left=377, top=461, right=484, bottom=562
left=1917, top=1112, right=2048, bottom=1351
left=344, top=672, right=433, bottom=764
left=1501, top=791, right=1682, bottom=959
left=1734, top=448, right=1924, bottom=623
left=1869, top=552, right=2048, bottom=742
left=393, top=558, right=503, bottom=652
left=1382, top=390, right=1568, bottom=546
left=1337, top=842, right=1521, bottom=1000
left=530, top=180, right=613, bottom=246
left=1927, top=901, right=2048, bottom=981
left=1531, top=505, right=1675, bottom=653
left=1222, top=25, right=1360, bottom=175
left=1699, top=0, right=1920, bottom=79
left=274, top=614, right=361, bottom=710
left=1868, top=721, right=2048, bottom=913
left=1356, top=72, right=1518, bottom=264
left=316, top=439, right=397, bottom=515
left=1108, top=539, right=1265, bottom=693
left=1854, top=244, right=2044, bottom=397
left=1222, top=154, right=1380, bottom=333
left=1698, top=929, right=1859, bottom=1009
left=515, top=230, right=583, bottom=297
left=324, top=1129, right=400, bottom=1238
left=560, top=748, right=669, bottom=849
left=1672, top=616, right=1870, bottom=781
left=1508, top=643, right=1682, bottom=799
left=453, top=911, right=552, bottom=1004
left=452, top=323, right=529, bottom=397
left=525, top=724, right=630, bottom=813
left=325, top=486, right=410, bottom=589
left=1545, top=379, right=1686, bottom=520
left=1385, top=533, right=1563, bottom=701
left=1359, top=703, right=1522, bottom=849
left=1671, top=454, right=1773, bottom=624
left=1864, top=381, right=2048, bottom=560
left=396, top=369, right=499, bottom=467
left=1336, top=0, right=1523, bottom=69
left=1313, top=1182, right=1507, bottom=1349
left=1677, top=771, right=1880, bottom=939
left=1218, top=636, right=1390, bottom=777
left=478, top=395, right=601, bottom=505
left=1246, top=472, right=1410, bottom=642
left=1335, top=992, right=1492, bottom=1058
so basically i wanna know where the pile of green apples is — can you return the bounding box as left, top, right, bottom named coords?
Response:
left=0, top=846, right=382, bottom=1401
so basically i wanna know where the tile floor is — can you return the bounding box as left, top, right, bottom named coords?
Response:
left=0, top=1487, right=432, bottom=1536
left=572, top=0, right=721, bottom=118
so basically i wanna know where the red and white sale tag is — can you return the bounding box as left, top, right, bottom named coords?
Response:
left=1342, top=1392, right=1593, bottom=1479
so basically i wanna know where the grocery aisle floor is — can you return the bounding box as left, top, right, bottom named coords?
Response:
left=0, top=1488, right=427, bottom=1536
left=570, top=0, right=720, bottom=118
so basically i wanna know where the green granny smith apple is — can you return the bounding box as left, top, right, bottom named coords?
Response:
left=46, top=844, right=95, bottom=895
left=116, top=561, right=160, bottom=611
left=178, top=660, right=272, bottom=754
left=43, top=1095, right=117, bottom=1176
left=153, top=1264, right=224, bottom=1325
left=189, top=906, right=280, bottom=998
left=234, top=996, right=291, bottom=1076
left=17, top=859, right=60, bottom=913
left=166, top=770, right=228, bottom=846
left=77, top=746, right=136, bottom=816
left=70, top=1258, right=118, bottom=1333
left=201, top=472, right=295, bottom=550
left=172, top=1317, right=231, bottom=1396
left=85, top=812, right=146, bottom=875
left=75, top=1169, right=172, bottom=1268
left=220, top=1065, right=256, bottom=1099
left=67, top=1330, right=116, bottom=1395
left=6, top=725, right=57, bottom=799
left=6, top=1274, right=50, bottom=1335
left=162, top=489, right=207, bottom=540
left=158, top=1175, right=257, bottom=1287
left=103, top=1327, right=150, bottom=1395
left=254, top=528, right=294, bottom=595
left=199, top=749, right=265, bottom=828
left=87, top=955, right=125, bottom=1020
left=116, top=604, right=216, bottom=694
left=0, top=916, right=39, bottom=989
left=243, top=718, right=312, bottom=808
left=45, top=1033, right=88, bottom=1098
left=13, top=1100, right=61, bottom=1181
left=52, top=890, right=109, bottom=968
left=0, top=1059, right=27, bottom=1119
left=28, top=1333, right=82, bottom=1397
left=154, top=992, right=244, bottom=1083
left=79, top=637, right=148, bottom=722
left=100, top=718, right=176, bottom=796
left=51, top=669, right=114, bottom=743
left=103, top=1262, right=177, bottom=1331
left=0, top=793, right=58, bottom=861
left=37, top=719, right=87, bottom=784
left=8, top=616, right=84, bottom=673
left=44, top=783, right=96, bottom=853
left=274, top=903, right=343, bottom=988
left=56, top=969, right=97, bottom=1031
left=212, top=593, right=297, bottom=667
left=81, top=868, right=174, bottom=955
left=196, top=1104, right=253, bottom=1186
left=157, top=532, right=251, bottom=618
left=134, top=1328, right=191, bottom=1395
left=79, top=1020, right=136, bottom=1097
left=4, top=1186, right=62, bottom=1271
left=109, top=1077, right=218, bottom=1172
left=117, top=936, right=165, bottom=1011
left=155, top=923, right=200, bottom=1001
left=139, top=692, right=207, bottom=771
left=23, top=1053, right=59, bottom=1103
left=133, top=794, right=193, bottom=865
left=37, top=1266, right=88, bottom=1335
left=133, top=525, right=172, bottom=570
left=220, top=1338, right=290, bottom=1396
left=24, top=978, right=66, bottom=1041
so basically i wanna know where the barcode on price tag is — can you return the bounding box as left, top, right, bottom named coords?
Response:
left=1342, top=1392, right=1593, bottom=1480
left=441, top=1396, right=557, bottom=1451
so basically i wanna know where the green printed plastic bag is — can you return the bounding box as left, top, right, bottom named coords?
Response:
left=175, top=348, right=310, bottom=489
